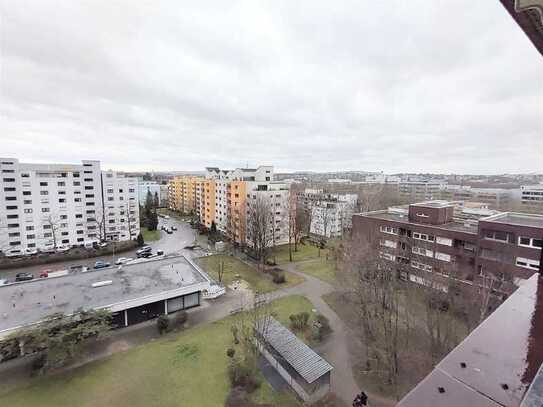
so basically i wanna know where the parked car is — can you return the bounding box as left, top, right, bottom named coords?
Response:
left=156, top=250, right=164, bottom=256
left=93, top=260, right=111, bottom=269
left=24, top=248, right=38, bottom=255
left=39, top=269, right=52, bottom=278
left=136, top=246, right=152, bottom=257
left=98, top=242, right=108, bottom=248
left=15, top=272, right=34, bottom=282
left=115, top=257, right=133, bottom=265
left=55, top=246, right=70, bottom=253
left=139, top=251, right=153, bottom=258
left=0, top=279, right=10, bottom=286
left=165, top=228, right=173, bottom=234
left=164, top=215, right=170, bottom=219
left=171, top=226, right=177, bottom=231
left=69, top=264, right=89, bottom=273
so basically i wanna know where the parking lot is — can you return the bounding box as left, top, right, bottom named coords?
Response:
left=0, top=216, right=208, bottom=282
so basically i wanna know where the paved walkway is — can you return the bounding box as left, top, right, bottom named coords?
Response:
left=0, top=256, right=395, bottom=406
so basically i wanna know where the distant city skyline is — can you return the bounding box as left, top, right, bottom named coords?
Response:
left=1, top=1, right=542, bottom=174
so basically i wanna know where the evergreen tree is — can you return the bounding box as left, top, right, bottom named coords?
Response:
left=153, top=191, right=160, bottom=208
left=137, top=233, right=144, bottom=247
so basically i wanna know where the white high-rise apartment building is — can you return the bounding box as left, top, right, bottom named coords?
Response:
left=309, top=193, right=358, bottom=238
left=102, top=171, right=140, bottom=242
left=0, top=158, right=139, bottom=256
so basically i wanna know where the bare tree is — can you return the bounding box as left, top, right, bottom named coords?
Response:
left=43, top=213, right=61, bottom=248
left=124, top=201, right=138, bottom=240
left=246, top=195, right=274, bottom=270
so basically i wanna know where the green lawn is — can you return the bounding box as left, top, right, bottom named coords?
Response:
left=0, top=296, right=311, bottom=407
left=297, top=258, right=337, bottom=284
left=272, top=243, right=330, bottom=264
left=141, top=227, right=160, bottom=242
left=197, top=255, right=304, bottom=293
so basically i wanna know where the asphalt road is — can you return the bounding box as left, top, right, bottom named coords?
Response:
left=0, top=217, right=203, bottom=281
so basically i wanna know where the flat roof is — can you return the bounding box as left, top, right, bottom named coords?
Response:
left=414, top=200, right=455, bottom=208
left=483, top=213, right=543, bottom=229
left=0, top=255, right=209, bottom=335
left=357, top=211, right=478, bottom=234
left=398, top=274, right=543, bottom=407
left=256, top=317, right=333, bottom=384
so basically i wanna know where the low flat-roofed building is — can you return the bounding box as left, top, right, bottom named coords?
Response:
left=0, top=255, right=211, bottom=337
left=398, top=273, right=543, bottom=407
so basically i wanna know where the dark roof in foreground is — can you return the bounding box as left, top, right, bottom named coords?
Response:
left=0, top=255, right=210, bottom=336
left=256, top=317, right=333, bottom=384
left=398, top=274, right=543, bottom=407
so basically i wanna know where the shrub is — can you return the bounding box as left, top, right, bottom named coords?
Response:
left=226, top=347, right=236, bottom=358
left=312, top=314, right=332, bottom=342
left=272, top=271, right=286, bottom=284
left=289, top=312, right=310, bottom=331
left=157, top=315, right=169, bottom=335
left=175, top=311, right=188, bottom=326
left=227, top=359, right=261, bottom=393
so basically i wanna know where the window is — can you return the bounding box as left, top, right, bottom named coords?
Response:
left=41, top=208, right=50, bottom=213
left=57, top=181, right=65, bottom=186
left=7, top=214, right=18, bottom=219
left=75, top=214, right=83, bottom=218
left=8, top=232, right=20, bottom=237
left=436, top=236, right=452, bottom=246
left=484, top=230, right=511, bottom=243
left=26, top=226, right=34, bottom=231
left=380, top=225, right=398, bottom=235
left=44, top=233, right=52, bottom=238
left=411, top=260, right=433, bottom=272
left=84, top=186, right=94, bottom=190
left=84, top=178, right=93, bottom=182
left=61, top=231, right=69, bottom=236
left=379, top=252, right=396, bottom=261
left=85, top=194, right=94, bottom=198
left=73, top=172, right=80, bottom=178
left=5, top=196, right=16, bottom=201
left=76, top=230, right=84, bottom=234
left=23, top=208, right=32, bottom=213
left=58, top=190, right=66, bottom=195
left=24, top=199, right=32, bottom=204
left=412, top=246, right=433, bottom=257
left=59, top=198, right=66, bottom=203
left=73, top=181, right=81, bottom=186
left=22, top=191, right=31, bottom=195
left=6, top=205, right=17, bottom=210
left=40, top=191, right=48, bottom=195
left=435, top=252, right=451, bottom=262
left=416, top=212, right=429, bottom=218
left=380, top=239, right=397, bottom=249
left=107, top=189, right=113, bottom=194
left=516, top=257, right=540, bottom=270
left=4, top=187, right=16, bottom=192
left=518, top=236, right=543, bottom=249
left=74, top=197, right=81, bottom=202
left=26, top=234, right=35, bottom=239
left=62, top=239, right=69, bottom=244
left=60, top=214, right=67, bottom=220
left=413, top=232, right=434, bottom=242
left=39, top=182, right=48, bottom=186
left=43, top=224, right=51, bottom=229
left=3, top=178, right=15, bottom=182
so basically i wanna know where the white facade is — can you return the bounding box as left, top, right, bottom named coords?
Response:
left=138, top=181, right=161, bottom=206
left=520, top=184, right=543, bottom=211
left=309, top=193, right=358, bottom=238
left=0, top=158, right=139, bottom=256
left=246, top=181, right=290, bottom=247
left=102, top=171, right=140, bottom=242
left=205, top=166, right=274, bottom=234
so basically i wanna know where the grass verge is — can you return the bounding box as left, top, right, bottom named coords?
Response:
left=196, top=254, right=304, bottom=293
left=141, top=227, right=160, bottom=242
left=0, top=296, right=313, bottom=407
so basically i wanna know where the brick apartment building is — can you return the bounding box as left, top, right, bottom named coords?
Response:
left=352, top=201, right=542, bottom=294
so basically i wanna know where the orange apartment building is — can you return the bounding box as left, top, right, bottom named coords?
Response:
left=227, top=180, right=247, bottom=244
left=168, top=176, right=204, bottom=215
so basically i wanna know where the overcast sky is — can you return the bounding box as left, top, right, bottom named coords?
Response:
left=1, top=1, right=542, bottom=174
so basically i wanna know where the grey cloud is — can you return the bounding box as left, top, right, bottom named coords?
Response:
left=0, top=0, right=542, bottom=174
